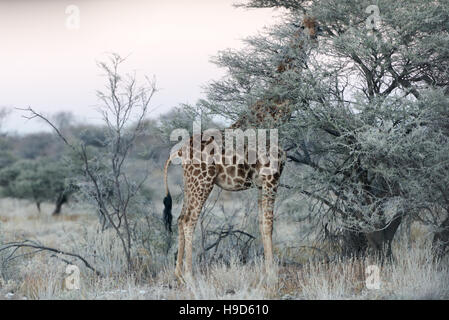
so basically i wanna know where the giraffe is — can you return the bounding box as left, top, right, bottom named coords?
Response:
left=163, top=16, right=319, bottom=281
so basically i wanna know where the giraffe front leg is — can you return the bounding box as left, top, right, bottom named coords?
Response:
left=257, top=189, right=267, bottom=264
left=260, top=185, right=276, bottom=274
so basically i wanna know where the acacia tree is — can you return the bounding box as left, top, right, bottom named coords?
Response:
left=396, top=91, right=449, bottom=257
left=0, top=108, right=12, bottom=168
left=0, top=107, right=9, bottom=131
left=0, top=158, right=71, bottom=213
left=199, top=0, right=449, bottom=257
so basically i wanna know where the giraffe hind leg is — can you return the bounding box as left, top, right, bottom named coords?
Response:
left=175, top=203, right=187, bottom=282
left=183, top=185, right=214, bottom=276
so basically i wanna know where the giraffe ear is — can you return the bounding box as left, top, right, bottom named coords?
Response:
left=302, top=16, right=316, bottom=28
left=303, top=16, right=318, bottom=39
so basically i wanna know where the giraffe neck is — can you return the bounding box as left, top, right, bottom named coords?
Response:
left=230, top=15, right=317, bottom=130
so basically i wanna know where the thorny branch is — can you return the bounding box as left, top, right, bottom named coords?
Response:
left=0, top=240, right=102, bottom=276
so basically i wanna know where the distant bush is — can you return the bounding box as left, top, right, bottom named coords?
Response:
left=0, top=158, right=72, bottom=213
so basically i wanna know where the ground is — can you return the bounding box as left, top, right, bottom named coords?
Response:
left=0, top=197, right=448, bottom=300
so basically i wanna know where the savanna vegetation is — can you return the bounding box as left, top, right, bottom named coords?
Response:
left=0, top=0, right=448, bottom=299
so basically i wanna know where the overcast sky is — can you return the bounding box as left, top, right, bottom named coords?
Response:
left=0, top=0, right=278, bottom=134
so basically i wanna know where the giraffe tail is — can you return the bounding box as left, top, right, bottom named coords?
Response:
left=163, top=152, right=177, bottom=233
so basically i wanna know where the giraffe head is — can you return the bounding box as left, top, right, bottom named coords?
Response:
left=301, top=16, right=319, bottom=40
left=231, top=15, right=321, bottom=128
left=276, top=16, right=320, bottom=74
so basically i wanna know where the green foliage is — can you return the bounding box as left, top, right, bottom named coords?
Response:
left=73, top=125, right=107, bottom=148
left=0, top=158, right=71, bottom=206
left=200, top=0, right=449, bottom=254
left=158, top=105, right=220, bottom=137
left=0, top=152, right=16, bottom=171
left=12, top=133, right=63, bottom=160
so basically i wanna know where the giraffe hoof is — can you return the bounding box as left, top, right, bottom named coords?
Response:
left=175, top=272, right=186, bottom=285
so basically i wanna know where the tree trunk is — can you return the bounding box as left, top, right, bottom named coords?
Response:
left=340, top=215, right=402, bottom=260
left=432, top=213, right=449, bottom=258
left=340, top=230, right=369, bottom=258
left=36, top=201, right=41, bottom=213
left=52, top=193, right=68, bottom=216
left=366, top=214, right=402, bottom=260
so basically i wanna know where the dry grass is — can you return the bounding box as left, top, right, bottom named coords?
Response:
left=0, top=198, right=448, bottom=300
